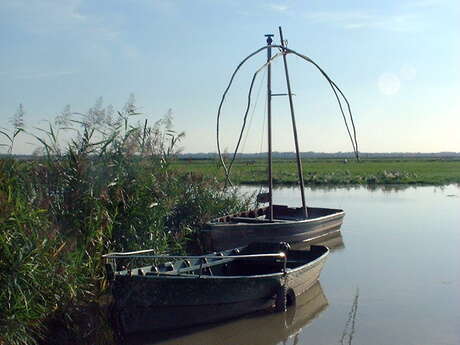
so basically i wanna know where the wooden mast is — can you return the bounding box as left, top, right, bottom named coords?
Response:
left=265, top=33, right=274, bottom=222
left=279, top=26, right=308, bottom=218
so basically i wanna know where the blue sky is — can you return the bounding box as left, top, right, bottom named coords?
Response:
left=1, top=0, right=459, bottom=154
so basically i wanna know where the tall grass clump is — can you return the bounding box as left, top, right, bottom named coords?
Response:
left=0, top=99, right=249, bottom=345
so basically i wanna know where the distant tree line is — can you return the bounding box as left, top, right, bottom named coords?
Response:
left=4, top=151, right=460, bottom=160
left=172, top=151, right=460, bottom=160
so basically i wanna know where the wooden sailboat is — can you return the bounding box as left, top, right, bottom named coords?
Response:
left=201, top=27, right=356, bottom=252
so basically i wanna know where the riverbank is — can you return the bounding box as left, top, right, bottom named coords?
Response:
left=172, top=158, right=460, bottom=185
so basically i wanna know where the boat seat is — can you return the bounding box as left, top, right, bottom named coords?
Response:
left=231, top=217, right=273, bottom=223
left=274, top=215, right=305, bottom=221
left=161, top=262, right=175, bottom=272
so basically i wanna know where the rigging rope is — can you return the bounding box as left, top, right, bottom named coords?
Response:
left=259, top=90, right=267, bottom=154
left=217, top=44, right=360, bottom=187
left=225, top=52, right=283, bottom=185
left=216, top=46, right=271, bottom=185
left=241, top=68, right=266, bottom=153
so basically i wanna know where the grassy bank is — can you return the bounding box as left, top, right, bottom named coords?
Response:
left=0, top=110, right=249, bottom=345
left=172, top=158, right=460, bottom=185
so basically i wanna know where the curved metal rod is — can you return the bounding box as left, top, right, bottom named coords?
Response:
left=331, top=79, right=359, bottom=160
left=276, top=45, right=359, bottom=159
left=226, top=52, right=283, bottom=182
left=286, top=51, right=359, bottom=160
left=216, top=46, right=269, bottom=185
left=217, top=45, right=359, bottom=186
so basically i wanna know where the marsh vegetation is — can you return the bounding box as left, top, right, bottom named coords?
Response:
left=0, top=102, right=249, bottom=345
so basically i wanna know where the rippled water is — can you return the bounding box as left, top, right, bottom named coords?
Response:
left=129, top=184, right=460, bottom=345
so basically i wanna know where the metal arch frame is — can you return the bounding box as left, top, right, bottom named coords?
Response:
left=217, top=43, right=359, bottom=187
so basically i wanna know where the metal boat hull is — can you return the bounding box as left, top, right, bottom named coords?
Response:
left=202, top=205, right=344, bottom=251
left=109, top=245, right=328, bottom=335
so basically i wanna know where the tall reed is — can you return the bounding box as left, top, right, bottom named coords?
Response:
left=0, top=101, right=249, bottom=344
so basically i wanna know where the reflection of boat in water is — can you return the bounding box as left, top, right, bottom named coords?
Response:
left=126, top=281, right=328, bottom=345
left=291, top=232, right=345, bottom=252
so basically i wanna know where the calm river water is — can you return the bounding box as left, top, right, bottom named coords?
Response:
left=129, top=184, right=460, bottom=345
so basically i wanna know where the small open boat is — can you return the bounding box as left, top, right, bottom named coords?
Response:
left=202, top=205, right=344, bottom=251
left=104, top=242, right=329, bottom=335
left=201, top=27, right=358, bottom=251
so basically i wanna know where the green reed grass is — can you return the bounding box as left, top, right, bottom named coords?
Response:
left=0, top=105, right=249, bottom=345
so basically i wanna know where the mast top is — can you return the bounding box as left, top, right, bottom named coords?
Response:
left=264, top=34, right=274, bottom=45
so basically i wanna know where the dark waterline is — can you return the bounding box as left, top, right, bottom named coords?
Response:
left=130, top=184, right=460, bottom=345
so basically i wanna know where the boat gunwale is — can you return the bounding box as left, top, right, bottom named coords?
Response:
left=114, top=246, right=329, bottom=280
left=204, top=209, right=345, bottom=228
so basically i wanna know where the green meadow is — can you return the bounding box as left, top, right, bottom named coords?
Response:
left=172, top=158, right=460, bottom=185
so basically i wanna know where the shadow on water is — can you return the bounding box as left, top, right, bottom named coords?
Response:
left=124, top=281, right=328, bottom=345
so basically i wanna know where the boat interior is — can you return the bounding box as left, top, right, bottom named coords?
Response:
left=211, top=205, right=343, bottom=224
left=109, top=243, right=327, bottom=278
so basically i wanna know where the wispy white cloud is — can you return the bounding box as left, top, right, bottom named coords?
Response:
left=304, top=10, right=424, bottom=32
left=405, top=0, right=445, bottom=8
left=1, top=70, right=76, bottom=80
left=124, top=0, right=178, bottom=14
left=304, top=10, right=372, bottom=25
left=17, top=71, right=76, bottom=80
left=343, top=23, right=367, bottom=29
left=267, top=3, right=289, bottom=12
left=2, top=0, right=86, bottom=29
left=0, top=0, right=118, bottom=41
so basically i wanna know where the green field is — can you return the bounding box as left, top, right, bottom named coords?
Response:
left=172, top=158, right=460, bottom=185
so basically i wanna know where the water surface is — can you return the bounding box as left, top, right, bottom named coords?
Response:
left=131, top=184, right=460, bottom=345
